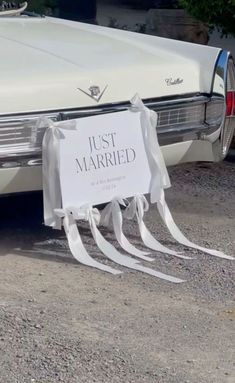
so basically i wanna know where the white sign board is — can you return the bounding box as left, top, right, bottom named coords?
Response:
left=59, top=110, right=152, bottom=208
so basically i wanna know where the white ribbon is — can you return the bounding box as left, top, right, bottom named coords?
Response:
left=124, top=195, right=191, bottom=260
left=56, top=205, right=184, bottom=282
left=157, top=189, right=234, bottom=260
left=130, top=94, right=171, bottom=203
left=131, top=95, right=234, bottom=261
left=42, top=118, right=77, bottom=230
left=55, top=207, right=122, bottom=275
left=88, top=207, right=184, bottom=283
left=100, top=198, right=154, bottom=262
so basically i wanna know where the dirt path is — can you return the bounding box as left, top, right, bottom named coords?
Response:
left=0, top=161, right=234, bottom=383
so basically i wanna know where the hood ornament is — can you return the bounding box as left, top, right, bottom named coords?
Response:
left=77, top=84, right=108, bottom=102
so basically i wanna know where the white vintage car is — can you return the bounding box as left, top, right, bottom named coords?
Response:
left=0, top=5, right=235, bottom=195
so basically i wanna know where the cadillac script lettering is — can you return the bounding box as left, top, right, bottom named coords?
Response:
left=75, top=133, right=136, bottom=172
left=165, top=78, right=183, bottom=86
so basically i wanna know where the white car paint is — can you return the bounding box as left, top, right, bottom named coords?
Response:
left=0, top=17, right=221, bottom=114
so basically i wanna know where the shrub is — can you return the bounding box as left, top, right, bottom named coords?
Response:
left=180, top=0, right=235, bottom=36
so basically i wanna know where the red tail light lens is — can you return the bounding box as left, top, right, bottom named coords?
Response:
left=226, top=91, right=235, bottom=116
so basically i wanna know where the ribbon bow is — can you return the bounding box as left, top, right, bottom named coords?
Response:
left=41, top=117, right=77, bottom=230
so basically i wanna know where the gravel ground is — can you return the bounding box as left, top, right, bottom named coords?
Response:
left=0, top=161, right=234, bottom=383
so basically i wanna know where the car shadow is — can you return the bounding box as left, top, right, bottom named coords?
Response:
left=0, top=192, right=74, bottom=263
left=0, top=192, right=196, bottom=266
left=226, top=149, right=235, bottom=163
left=0, top=193, right=149, bottom=265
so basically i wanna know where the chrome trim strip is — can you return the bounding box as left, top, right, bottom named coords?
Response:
left=212, top=50, right=235, bottom=157
left=211, top=50, right=231, bottom=100
left=0, top=156, right=42, bottom=169
left=0, top=94, right=209, bottom=120
left=0, top=94, right=224, bottom=167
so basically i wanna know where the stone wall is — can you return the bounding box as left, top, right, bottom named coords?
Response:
left=145, top=9, right=209, bottom=45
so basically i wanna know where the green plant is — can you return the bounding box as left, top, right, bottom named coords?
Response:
left=27, top=0, right=57, bottom=14
left=180, top=0, right=235, bottom=36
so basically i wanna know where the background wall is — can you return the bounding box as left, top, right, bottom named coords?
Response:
left=208, top=31, right=235, bottom=58
left=97, top=0, right=235, bottom=57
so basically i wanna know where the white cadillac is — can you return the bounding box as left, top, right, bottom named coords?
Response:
left=0, top=3, right=234, bottom=195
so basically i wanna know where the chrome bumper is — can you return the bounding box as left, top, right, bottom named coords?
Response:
left=0, top=139, right=218, bottom=195
left=0, top=94, right=226, bottom=169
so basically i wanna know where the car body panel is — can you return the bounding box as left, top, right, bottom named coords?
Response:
left=0, top=138, right=216, bottom=195
left=0, top=17, right=221, bottom=114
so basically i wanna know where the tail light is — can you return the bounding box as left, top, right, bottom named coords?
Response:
left=226, top=91, right=235, bottom=116
left=226, top=58, right=235, bottom=117
left=226, top=91, right=235, bottom=117
left=222, top=57, right=235, bottom=156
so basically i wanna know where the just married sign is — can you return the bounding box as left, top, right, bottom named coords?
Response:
left=42, top=96, right=233, bottom=283
left=59, top=110, right=152, bottom=208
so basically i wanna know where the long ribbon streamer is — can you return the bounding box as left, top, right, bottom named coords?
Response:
left=157, top=189, right=234, bottom=260
left=100, top=199, right=154, bottom=262
left=56, top=208, right=122, bottom=275
left=88, top=208, right=184, bottom=283
left=124, top=195, right=191, bottom=260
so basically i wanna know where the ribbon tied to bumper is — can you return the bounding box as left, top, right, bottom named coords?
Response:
left=41, top=95, right=233, bottom=285
left=42, top=117, right=77, bottom=230
left=130, top=96, right=233, bottom=261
